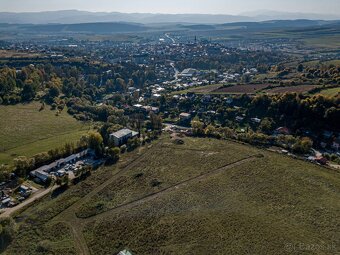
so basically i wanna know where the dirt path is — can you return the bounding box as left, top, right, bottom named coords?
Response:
left=0, top=185, right=57, bottom=219
left=67, top=155, right=255, bottom=255
left=51, top=141, right=163, bottom=255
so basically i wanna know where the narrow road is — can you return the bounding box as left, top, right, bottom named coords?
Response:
left=165, top=33, right=176, bottom=44
left=0, top=185, right=57, bottom=218
left=170, top=62, right=179, bottom=80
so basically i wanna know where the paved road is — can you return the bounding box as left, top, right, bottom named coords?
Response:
left=170, top=62, right=179, bottom=80
left=165, top=33, right=176, bottom=44
left=0, top=185, right=56, bottom=218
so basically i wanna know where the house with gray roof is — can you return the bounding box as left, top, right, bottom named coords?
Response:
left=110, top=128, right=139, bottom=147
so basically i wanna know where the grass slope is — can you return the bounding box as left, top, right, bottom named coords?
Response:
left=0, top=102, right=89, bottom=165
left=2, top=137, right=340, bottom=255
left=319, top=87, right=340, bottom=97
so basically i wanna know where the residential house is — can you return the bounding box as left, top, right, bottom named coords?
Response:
left=323, top=131, right=333, bottom=139
left=180, top=68, right=198, bottom=77
left=179, top=113, right=192, bottom=121
left=251, top=118, right=261, bottom=124
left=110, top=129, right=139, bottom=147
left=316, top=156, right=328, bottom=165
left=236, top=116, right=244, bottom=122
left=142, top=106, right=160, bottom=114
left=275, top=127, right=290, bottom=135
left=332, top=137, right=340, bottom=151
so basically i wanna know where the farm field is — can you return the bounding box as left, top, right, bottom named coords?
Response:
left=172, top=84, right=222, bottom=95
left=265, top=85, right=319, bottom=94
left=302, top=35, right=340, bottom=49
left=3, top=136, right=340, bottom=255
left=318, top=87, right=340, bottom=97
left=0, top=102, right=90, bottom=165
left=0, top=50, right=42, bottom=58
left=212, top=84, right=271, bottom=94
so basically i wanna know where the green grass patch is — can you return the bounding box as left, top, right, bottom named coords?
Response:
left=318, top=87, right=340, bottom=97
left=0, top=102, right=90, bottom=165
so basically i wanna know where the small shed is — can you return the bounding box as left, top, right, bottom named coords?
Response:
left=117, top=250, right=133, bottom=255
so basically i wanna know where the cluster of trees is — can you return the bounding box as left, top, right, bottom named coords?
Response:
left=246, top=93, right=340, bottom=131
left=0, top=59, right=158, bottom=108
left=191, top=119, right=313, bottom=154
left=302, top=65, right=340, bottom=84
left=0, top=66, right=44, bottom=104
left=265, top=63, right=340, bottom=86
left=162, top=92, right=339, bottom=134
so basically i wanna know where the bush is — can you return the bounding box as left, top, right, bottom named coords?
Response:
left=120, top=145, right=127, bottom=153
left=107, top=147, right=120, bottom=163
left=292, top=137, right=313, bottom=154
left=0, top=218, right=15, bottom=252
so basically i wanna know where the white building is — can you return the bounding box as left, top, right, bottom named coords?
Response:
left=110, top=129, right=139, bottom=147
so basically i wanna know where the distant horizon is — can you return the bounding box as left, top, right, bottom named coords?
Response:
left=0, top=0, right=339, bottom=16
left=0, top=9, right=339, bottom=17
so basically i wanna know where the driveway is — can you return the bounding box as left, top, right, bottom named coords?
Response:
left=0, top=185, right=56, bottom=218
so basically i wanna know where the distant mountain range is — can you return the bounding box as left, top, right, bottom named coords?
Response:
left=0, top=10, right=339, bottom=25
left=241, top=10, right=340, bottom=21
left=0, top=19, right=339, bottom=35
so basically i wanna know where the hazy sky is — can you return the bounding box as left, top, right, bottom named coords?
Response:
left=0, top=0, right=339, bottom=15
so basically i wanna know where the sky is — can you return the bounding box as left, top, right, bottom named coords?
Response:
left=0, top=0, right=339, bottom=15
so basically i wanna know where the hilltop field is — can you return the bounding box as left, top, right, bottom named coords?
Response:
left=0, top=102, right=90, bottom=165
left=2, top=136, right=339, bottom=255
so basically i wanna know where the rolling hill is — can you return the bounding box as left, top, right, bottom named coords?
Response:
left=2, top=136, right=339, bottom=254
left=0, top=10, right=339, bottom=25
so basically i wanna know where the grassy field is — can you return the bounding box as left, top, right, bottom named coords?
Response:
left=3, top=136, right=340, bottom=255
left=214, top=84, right=271, bottom=94
left=0, top=102, right=90, bottom=165
left=172, top=84, right=222, bottom=95
left=302, top=35, right=340, bottom=49
left=318, top=87, right=340, bottom=97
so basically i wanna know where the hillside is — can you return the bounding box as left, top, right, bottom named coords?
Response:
left=0, top=102, right=89, bottom=165
left=2, top=136, right=339, bottom=254
left=0, top=10, right=339, bottom=25
left=1, top=19, right=340, bottom=36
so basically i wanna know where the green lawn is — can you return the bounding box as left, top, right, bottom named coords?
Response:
left=0, top=102, right=90, bottom=165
